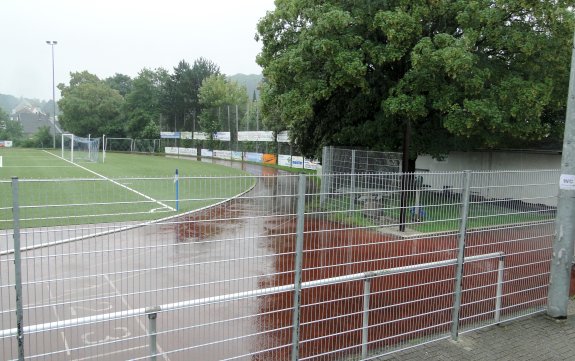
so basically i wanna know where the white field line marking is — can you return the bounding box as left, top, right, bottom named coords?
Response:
left=0, top=177, right=256, bottom=256
left=103, top=274, right=170, bottom=361
left=71, top=345, right=147, bottom=361
left=43, top=150, right=175, bottom=212
left=47, top=284, right=72, bottom=356
left=3, top=165, right=75, bottom=168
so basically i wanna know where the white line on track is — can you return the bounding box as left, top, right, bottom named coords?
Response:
left=3, top=165, right=75, bottom=168
left=43, top=150, right=175, bottom=212
left=103, top=274, right=171, bottom=361
left=47, top=285, right=72, bottom=356
left=71, top=345, right=148, bottom=361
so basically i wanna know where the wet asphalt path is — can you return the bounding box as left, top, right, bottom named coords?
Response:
left=1, top=158, right=302, bottom=361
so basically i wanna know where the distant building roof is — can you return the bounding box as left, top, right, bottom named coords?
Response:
left=9, top=112, right=57, bottom=136
left=12, top=99, right=44, bottom=116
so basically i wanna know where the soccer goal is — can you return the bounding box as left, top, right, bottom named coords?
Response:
left=105, top=137, right=134, bottom=153
left=105, top=138, right=160, bottom=154
left=132, top=139, right=161, bottom=154
left=61, top=133, right=101, bottom=163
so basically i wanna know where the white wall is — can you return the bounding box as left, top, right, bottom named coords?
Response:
left=416, top=151, right=561, bottom=207
left=416, top=151, right=561, bottom=172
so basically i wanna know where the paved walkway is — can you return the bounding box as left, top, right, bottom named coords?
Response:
left=380, top=300, right=575, bottom=360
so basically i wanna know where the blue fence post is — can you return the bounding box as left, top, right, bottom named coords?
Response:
left=175, top=168, right=179, bottom=211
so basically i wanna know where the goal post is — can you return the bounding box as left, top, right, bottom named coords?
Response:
left=61, top=133, right=101, bottom=163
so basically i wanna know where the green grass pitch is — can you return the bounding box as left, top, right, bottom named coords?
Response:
left=0, top=148, right=253, bottom=229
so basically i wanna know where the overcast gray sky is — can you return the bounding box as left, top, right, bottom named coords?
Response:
left=0, top=0, right=276, bottom=101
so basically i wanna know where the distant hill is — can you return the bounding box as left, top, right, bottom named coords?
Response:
left=0, top=94, right=21, bottom=114
left=0, top=94, right=57, bottom=116
left=228, top=74, right=264, bottom=100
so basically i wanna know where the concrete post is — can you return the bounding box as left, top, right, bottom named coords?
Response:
left=12, top=177, right=25, bottom=361
left=291, top=174, right=306, bottom=360
left=548, top=30, right=575, bottom=319
left=451, top=170, right=472, bottom=340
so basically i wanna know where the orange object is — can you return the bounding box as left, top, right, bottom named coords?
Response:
left=263, top=153, right=277, bottom=165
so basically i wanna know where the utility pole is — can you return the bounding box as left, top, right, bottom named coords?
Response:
left=548, top=30, right=575, bottom=319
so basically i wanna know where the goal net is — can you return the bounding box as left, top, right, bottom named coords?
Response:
left=105, top=137, right=134, bottom=152
left=61, top=134, right=101, bottom=163
left=132, top=139, right=160, bottom=154
left=105, top=138, right=160, bottom=154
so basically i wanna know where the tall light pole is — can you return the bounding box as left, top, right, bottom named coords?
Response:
left=46, top=40, right=58, bottom=148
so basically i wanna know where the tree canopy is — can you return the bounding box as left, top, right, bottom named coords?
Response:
left=0, top=108, right=24, bottom=142
left=55, top=58, right=260, bottom=139
left=105, top=73, right=133, bottom=98
left=162, top=58, right=221, bottom=131
left=124, top=68, right=168, bottom=138
left=198, top=75, right=249, bottom=144
left=57, top=71, right=125, bottom=137
left=256, top=0, right=575, bottom=160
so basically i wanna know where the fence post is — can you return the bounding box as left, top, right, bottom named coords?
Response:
left=291, top=174, right=306, bottom=361
left=174, top=168, right=179, bottom=211
left=361, top=276, right=372, bottom=359
left=495, top=255, right=505, bottom=324
left=350, top=150, right=356, bottom=212
left=320, top=146, right=328, bottom=207
left=12, top=177, right=25, bottom=361
left=147, top=311, right=158, bottom=361
left=451, top=170, right=472, bottom=341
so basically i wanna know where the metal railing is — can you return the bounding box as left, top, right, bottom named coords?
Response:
left=0, top=169, right=558, bottom=360
left=0, top=251, right=505, bottom=360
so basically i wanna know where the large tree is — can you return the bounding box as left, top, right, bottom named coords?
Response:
left=124, top=68, right=168, bottom=138
left=58, top=71, right=125, bottom=137
left=198, top=75, right=249, bottom=146
left=0, top=108, right=24, bottom=142
left=161, top=58, right=221, bottom=132
left=256, top=0, right=574, bottom=162
left=0, top=107, right=9, bottom=130
left=105, top=73, right=133, bottom=98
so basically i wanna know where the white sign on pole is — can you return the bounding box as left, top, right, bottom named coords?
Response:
left=278, top=154, right=292, bottom=167
left=277, top=131, right=290, bottom=143
left=214, top=150, right=232, bottom=160
left=237, top=131, right=274, bottom=142
left=214, top=132, right=231, bottom=141
left=559, top=174, right=575, bottom=190
left=193, top=132, right=209, bottom=140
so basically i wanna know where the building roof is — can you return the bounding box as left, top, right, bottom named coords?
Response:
left=10, top=112, right=57, bottom=136
left=12, top=99, right=42, bottom=115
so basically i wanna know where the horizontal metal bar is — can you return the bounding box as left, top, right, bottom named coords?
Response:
left=0, top=251, right=503, bottom=338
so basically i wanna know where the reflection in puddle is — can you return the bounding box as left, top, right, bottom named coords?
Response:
left=175, top=203, right=244, bottom=242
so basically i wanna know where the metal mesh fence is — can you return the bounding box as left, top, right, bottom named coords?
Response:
left=321, top=146, right=402, bottom=174
left=0, top=169, right=559, bottom=360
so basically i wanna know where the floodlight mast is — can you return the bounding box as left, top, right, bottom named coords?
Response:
left=46, top=41, right=58, bottom=148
